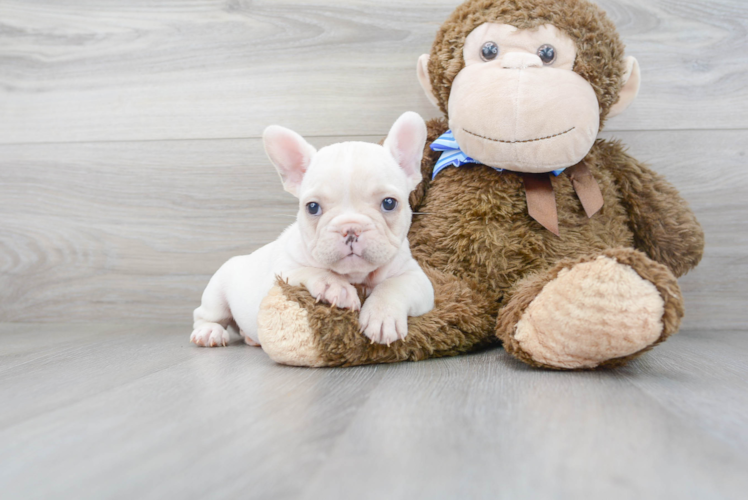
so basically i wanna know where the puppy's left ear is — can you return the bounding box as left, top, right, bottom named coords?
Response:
left=384, top=111, right=427, bottom=191
left=263, top=125, right=317, bottom=197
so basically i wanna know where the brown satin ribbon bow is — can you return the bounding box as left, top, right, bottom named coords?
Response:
left=522, top=161, right=604, bottom=236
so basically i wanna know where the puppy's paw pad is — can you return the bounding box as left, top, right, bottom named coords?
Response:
left=359, top=299, right=408, bottom=345
left=190, top=324, right=229, bottom=347
left=307, top=277, right=361, bottom=311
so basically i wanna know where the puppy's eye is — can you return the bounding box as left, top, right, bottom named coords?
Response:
left=381, top=198, right=398, bottom=212
left=537, top=44, right=556, bottom=65
left=306, top=202, right=321, bottom=216
left=480, top=41, right=499, bottom=61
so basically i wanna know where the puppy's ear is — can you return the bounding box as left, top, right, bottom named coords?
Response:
left=263, top=125, right=316, bottom=197
left=384, top=111, right=427, bottom=191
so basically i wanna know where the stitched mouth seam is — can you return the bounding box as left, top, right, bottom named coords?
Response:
left=463, top=126, right=576, bottom=144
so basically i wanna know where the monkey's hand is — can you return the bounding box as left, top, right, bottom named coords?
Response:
left=602, top=141, right=704, bottom=278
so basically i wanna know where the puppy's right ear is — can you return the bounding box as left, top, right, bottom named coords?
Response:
left=384, top=111, right=428, bottom=192
left=263, top=125, right=316, bottom=198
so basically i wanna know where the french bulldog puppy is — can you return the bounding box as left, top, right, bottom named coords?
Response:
left=191, top=112, right=435, bottom=348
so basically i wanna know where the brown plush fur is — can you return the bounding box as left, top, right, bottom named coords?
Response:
left=276, top=265, right=496, bottom=367
left=601, top=140, right=705, bottom=277
left=409, top=119, right=638, bottom=306
left=263, top=0, right=704, bottom=369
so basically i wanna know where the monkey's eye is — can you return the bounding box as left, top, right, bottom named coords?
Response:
left=480, top=41, right=499, bottom=61
left=381, top=198, right=398, bottom=212
left=537, top=44, right=556, bottom=65
left=306, top=202, right=321, bottom=216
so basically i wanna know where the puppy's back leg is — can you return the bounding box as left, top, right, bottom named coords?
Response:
left=240, top=329, right=261, bottom=347
left=191, top=267, right=232, bottom=347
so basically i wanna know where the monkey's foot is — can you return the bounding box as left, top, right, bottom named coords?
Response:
left=497, top=249, right=684, bottom=369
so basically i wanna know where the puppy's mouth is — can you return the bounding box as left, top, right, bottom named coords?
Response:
left=462, top=126, right=575, bottom=144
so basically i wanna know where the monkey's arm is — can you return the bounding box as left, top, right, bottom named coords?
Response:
left=601, top=140, right=704, bottom=278
left=257, top=264, right=496, bottom=367
left=409, top=118, right=449, bottom=211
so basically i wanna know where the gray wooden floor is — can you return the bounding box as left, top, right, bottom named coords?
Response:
left=1, top=324, right=748, bottom=500
left=2, top=0, right=748, bottom=498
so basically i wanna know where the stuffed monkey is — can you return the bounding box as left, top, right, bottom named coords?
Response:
left=255, top=0, right=704, bottom=370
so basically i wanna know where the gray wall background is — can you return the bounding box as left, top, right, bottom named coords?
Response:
left=1, top=0, right=746, bottom=329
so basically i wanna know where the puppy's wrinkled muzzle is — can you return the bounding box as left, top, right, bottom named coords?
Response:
left=312, top=215, right=398, bottom=275
left=337, top=224, right=367, bottom=263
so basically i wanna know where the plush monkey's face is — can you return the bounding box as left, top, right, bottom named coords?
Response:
left=418, top=23, right=640, bottom=173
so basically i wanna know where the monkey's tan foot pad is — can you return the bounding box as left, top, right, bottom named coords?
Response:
left=514, top=256, right=667, bottom=369
left=498, top=245, right=690, bottom=370
left=257, top=286, right=328, bottom=367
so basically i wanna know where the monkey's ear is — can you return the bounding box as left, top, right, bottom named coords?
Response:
left=263, top=125, right=316, bottom=198
left=608, top=56, right=641, bottom=118
left=384, top=111, right=428, bottom=191
left=417, top=54, right=440, bottom=109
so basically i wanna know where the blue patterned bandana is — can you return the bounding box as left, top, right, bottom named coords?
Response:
left=430, top=130, right=565, bottom=179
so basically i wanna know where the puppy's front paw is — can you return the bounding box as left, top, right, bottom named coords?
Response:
left=359, top=298, right=408, bottom=346
left=191, top=323, right=229, bottom=347
left=306, top=275, right=361, bottom=311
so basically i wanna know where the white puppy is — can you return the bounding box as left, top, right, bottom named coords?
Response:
left=191, top=112, right=435, bottom=348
